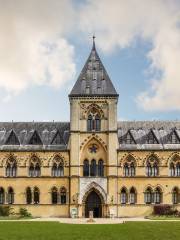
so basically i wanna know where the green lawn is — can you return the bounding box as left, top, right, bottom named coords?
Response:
left=148, top=215, right=180, bottom=220
left=0, top=222, right=179, bottom=240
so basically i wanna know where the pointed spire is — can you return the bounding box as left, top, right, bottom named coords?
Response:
left=69, top=39, right=118, bottom=97
left=92, top=35, right=96, bottom=50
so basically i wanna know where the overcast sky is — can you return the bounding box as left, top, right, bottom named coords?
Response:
left=0, top=0, right=180, bottom=121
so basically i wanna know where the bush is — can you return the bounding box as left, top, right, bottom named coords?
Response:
left=0, top=206, right=13, bottom=216
left=19, top=208, right=32, bottom=218
left=153, top=205, right=178, bottom=216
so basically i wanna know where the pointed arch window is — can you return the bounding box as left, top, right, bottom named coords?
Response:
left=123, top=163, right=129, bottom=177
left=87, top=108, right=101, bottom=132
left=146, top=157, right=159, bottom=177
left=144, top=187, right=153, bottom=204
left=154, top=187, right=162, bottom=204
left=172, top=187, right=179, bottom=204
left=120, top=188, right=128, bottom=204
left=33, top=187, right=40, bottom=204
left=95, top=115, right=101, bottom=131
left=0, top=188, right=5, bottom=204
left=60, top=187, right=67, bottom=204
left=98, top=159, right=104, bottom=177
left=176, top=163, right=180, bottom=176
left=7, top=187, right=14, bottom=204
left=170, top=162, right=176, bottom=176
left=6, top=158, right=17, bottom=177
left=90, top=159, right=97, bottom=176
left=87, top=115, right=93, bottom=131
left=83, top=159, right=89, bottom=177
left=130, top=162, right=135, bottom=176
left=129, top=187, right=136, bottom=204
left=26, top=187, right=32, bottom=204
left=29, top=157, right=41, bottom=177
left=51, top=187, right=58, bottom=204
left=123, top=157, right=136, bottom=177
left=51, top=159, right=64, bottom=177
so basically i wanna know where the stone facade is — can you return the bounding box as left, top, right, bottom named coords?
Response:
left=0, top=40, right=179, bottom=218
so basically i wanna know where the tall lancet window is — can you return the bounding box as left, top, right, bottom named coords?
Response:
left=87, top=107, right=101, bottom=132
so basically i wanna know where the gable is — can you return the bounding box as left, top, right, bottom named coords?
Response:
left=146, top=130, right=158, bottom=144
left=5, top=130, right=20, bottom=145
left=167, top=130, right=180, bottom=144
left=51, top=130, right=63, bottom=145
left=119, top=130, right=136, bottom=144
left=29, top=131, right=42, bottom=145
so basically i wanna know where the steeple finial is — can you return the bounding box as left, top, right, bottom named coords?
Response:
left=92, top=35, right=96, bottom=50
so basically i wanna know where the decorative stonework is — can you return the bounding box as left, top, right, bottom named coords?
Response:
left=79, top=178, right=107, bottom=204
left=80, top=135, right=107, bottom=151
left=80, top=103, right=105, bottom=119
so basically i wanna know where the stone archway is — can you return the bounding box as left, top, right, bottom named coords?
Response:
left=85, top=190, right=102, bottom=218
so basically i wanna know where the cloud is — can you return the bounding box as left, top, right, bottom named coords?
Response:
left=0, top=0, right=76, bottom=98
left=1, top=0, right=180, bottom=112
left=79, top=0, right=180, bottom=111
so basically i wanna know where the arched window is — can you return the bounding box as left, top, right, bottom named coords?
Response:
left=98, top=159, right=104, bottom=177
left=29, top=158, right=41, bottom=177
left=146, top=162, right=151, bottom=176
left=146, top=157, right=158, bottom=177
left=90, top=159, right=96, bottom=176
left=33, top=187, right=40, bottom=204
left=26, top=187, right=32, bottom=204
left=52, top=163, right=57, bottom=177
left=52, top=163, right=64, bottom=177
left=170, top=162, right=175, bottom=176
left=60, top=187, right=66, bottom=204
left=6, top=159, right=17, bottom=177
left=130, top=162, right=135, bottom=177
left=172, top=187, right=179, bottom=204
left=176, top=163, right=180, bottom=176
left=154, top=187, right=162, bottom=204
left=35, top=163, right=41, bottom=177
left=120, top=188, right=128, bottom=204
left=87, top=115, right=93, bottom=131
left=152, top=162, right=158, bottom=176
left=7, top=187, right=14, bottom=204
left=144, top=187, right=153, bottom=204
left=129, top=187, right=136, bottom=204
left=58, top=165, right=64, bottom=176
left=83, top=160, right=89, bottom=177
left=52, top=187, right=58, bottom=204
left=123, top=156, right=136, bottom=177
left=0, top=188, right=5, bottom=204
left=87, top=109, right=101, bottom=132
left=123, top=163, right=129, bottom=177
left=95, top=115, right=101, bottom=131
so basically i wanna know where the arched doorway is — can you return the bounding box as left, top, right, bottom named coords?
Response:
left=85, top=191, right=102, bottom=218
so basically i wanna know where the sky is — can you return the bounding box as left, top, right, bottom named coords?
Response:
left=0, top=0, right=180, bottom=121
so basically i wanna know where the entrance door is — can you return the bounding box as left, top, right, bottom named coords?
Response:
left=85, top=191, right=102, bottom=218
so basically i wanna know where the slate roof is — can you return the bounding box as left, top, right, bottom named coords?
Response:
left=0, top=120, right=180, bottom=151
left=118, top=121, right=180, bottom=150
left=0, top=122, right=70, bottom=151
left=69, top=38, right=118, bottom=97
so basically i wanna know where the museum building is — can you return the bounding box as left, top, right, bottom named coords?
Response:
left=0, top=39, right=179, bottom=217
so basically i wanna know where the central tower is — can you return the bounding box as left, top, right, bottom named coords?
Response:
left=69, top=38, right=119, bottom=217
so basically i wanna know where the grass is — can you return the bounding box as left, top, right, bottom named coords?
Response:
left=148, top=215, right=180, bottom=220
left=0, top=222, right=179, bottom=240
left=0, top=216, right=33, bottom=220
